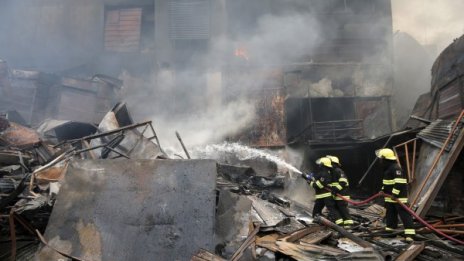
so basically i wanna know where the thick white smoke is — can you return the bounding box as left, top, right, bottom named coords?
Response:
left=121, top=11, right=322, bottom=155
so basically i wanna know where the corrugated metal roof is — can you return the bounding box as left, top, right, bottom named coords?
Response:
left=417, top=118, right=464, bottom=151
left=169, top=0, right=210, bottom=40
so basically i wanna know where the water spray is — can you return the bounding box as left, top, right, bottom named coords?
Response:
left=192, top=142, right=303, bottom=174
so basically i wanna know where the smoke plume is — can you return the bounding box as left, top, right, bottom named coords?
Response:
left=121, top=10, right=322, bottom=154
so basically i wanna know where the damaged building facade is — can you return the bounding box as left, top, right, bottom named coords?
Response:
left=0, top=0, right=397, bottom=191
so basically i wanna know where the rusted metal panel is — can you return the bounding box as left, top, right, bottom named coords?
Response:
left=431, top=34, right=464, bottom=98
left=410, top=125, right=464, bottom=217
left=438, top=82, right=461, bottom=119
left=234, top=89, right=286, bottom=147
left=104, top=8, right=142, bottom=52
left=405, top=93, right=432, bottom=128
left=36, top=159, right=217, bottom=261
left=0, top=122, right=41, bottom=148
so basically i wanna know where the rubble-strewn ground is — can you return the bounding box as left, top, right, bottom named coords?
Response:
left=1, top=104, right=464, bottom=261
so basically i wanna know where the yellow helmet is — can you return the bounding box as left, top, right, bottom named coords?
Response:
left=375, top=148, right=397, bottom=160
left=326, top=155, right=340, bottom=166
left=316, top=157, right=333, bottom=168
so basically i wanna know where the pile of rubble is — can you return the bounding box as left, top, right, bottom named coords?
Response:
left=209, top=163, right=464, bottom=261
left=1, top=104, right=464, bottom=260
left=0, top=103, right=167, bottom=259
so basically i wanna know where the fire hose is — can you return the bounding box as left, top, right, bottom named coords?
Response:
left=322, top=188, right=464, bottom=245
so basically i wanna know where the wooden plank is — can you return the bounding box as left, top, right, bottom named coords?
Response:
left=230, top=225, right=260, bottom=261
left=104, top=35, right=140, bottom=42
left=191, top=249, right=226, bottom=261
left=274, top=241, right=346, bottom=261
left=300, top=230, right=332, bottom=244
left=249, top=196, right=287, bottom=227
left=118, top=20, right=142, bottom=27
left=395, top=242, right=425, bottom=261
left=119, top=9, right=142, bottom=16
left=104, top=29, right=140, bottom=35
left=278, top=226, right=323, bottom=243
left=273, top=241, right=314, bottom=261
left=119, top=16, right=142, bottom=21
left=105, top=24, right=140, bottom=31
left=105, top=42, right=140, bottom=48
left=256, top=234, right=280, bottom=252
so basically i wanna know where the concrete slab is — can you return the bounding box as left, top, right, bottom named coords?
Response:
left=35, top=159, right=217, bottom=261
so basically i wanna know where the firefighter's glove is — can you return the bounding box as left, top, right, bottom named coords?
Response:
left=301, top=172, right=314, bottom=181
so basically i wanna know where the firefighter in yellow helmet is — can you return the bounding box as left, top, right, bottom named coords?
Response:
left=303, top=157, right=343, bottom=225
left=326, top=155, right=354, bottom=228
left=376, top=148, right=415, bottom=242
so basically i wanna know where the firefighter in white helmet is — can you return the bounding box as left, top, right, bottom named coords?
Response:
left=376, top=148, right=416, bottom=242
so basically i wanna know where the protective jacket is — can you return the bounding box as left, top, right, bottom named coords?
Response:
left=310, top=168, right=333, bottom=199
left=331, top=167, right=350, bottom=200
left=382, top=161, right=408, bottom=203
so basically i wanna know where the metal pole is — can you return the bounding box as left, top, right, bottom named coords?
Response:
left=357, top=129, right=418, bottom=187
left=357, top=135, right=394, bottom=187
left=175, top=131, right=191, bottom=159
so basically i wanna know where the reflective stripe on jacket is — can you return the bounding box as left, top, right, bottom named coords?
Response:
left=382, top=162, right=408, bottom=203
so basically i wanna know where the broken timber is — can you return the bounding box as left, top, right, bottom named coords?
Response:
left=395, top=242, right=425, bottom=261
left=314, top=216, right=372, bottom=248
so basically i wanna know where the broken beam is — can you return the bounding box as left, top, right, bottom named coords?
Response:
left=314, top=216, right=372, bottom=248
left=230, top=224, right=260, bottom=261
left=176, top=131, right=191, bottom=159
left=395, top=242, right=425, bottom=261
left=54, top=121, right=153, bottom=147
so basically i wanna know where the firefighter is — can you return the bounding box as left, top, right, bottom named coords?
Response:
left=326, top=155, right=354, bottom=228
left=375, top=148, right=416, bottom=242
left=303, top=157, right=343, bottom=225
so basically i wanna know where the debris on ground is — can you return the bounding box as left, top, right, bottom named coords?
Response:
left=0, top=66, right=463, bottom=260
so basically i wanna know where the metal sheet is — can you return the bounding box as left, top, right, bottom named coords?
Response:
left=169, top=0, right=210, bottom=40
left=411, top=127, right=464, bottom=217
left=438, top=82, right=461, bottom=119
left=0, top=122, right=41, bottom=147
left=36, top=159, right=217, bottom=261
left=92, top=111, right=165, bottom=159
left=417, top=119, right=463, bottom=151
